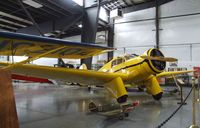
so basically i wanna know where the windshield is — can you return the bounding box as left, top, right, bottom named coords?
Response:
left=124, top=54, right=138, bottom=60
left=112, top=58, right=125, bottom=67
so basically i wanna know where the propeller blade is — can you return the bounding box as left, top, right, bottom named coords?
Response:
left=140, top=55, right=178, bottom=62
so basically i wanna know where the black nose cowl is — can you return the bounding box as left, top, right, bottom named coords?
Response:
left=149, top=49, right=166, bottom=72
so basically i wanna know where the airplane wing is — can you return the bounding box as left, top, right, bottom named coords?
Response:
left=0, top=62, right=128, bottom=85
left=156, top=70, right=194, bottom=78
left=0, top=31, right=114, bottom=59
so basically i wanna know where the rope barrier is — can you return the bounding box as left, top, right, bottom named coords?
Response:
left=156, top=86, right=194, bottom=128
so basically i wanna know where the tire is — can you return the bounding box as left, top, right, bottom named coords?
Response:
left=124, top=113, right=129, bottom=117
left=119, top=116, right=124, bottom=120
left=152, top=92, right=163, bottom=100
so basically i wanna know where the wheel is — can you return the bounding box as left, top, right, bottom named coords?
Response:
left=152, top=92, right=163, bottom=100
left=88, top=102, right=98, bottom=112
left=138, top=87, right=144, bottom=92
left=88, top=86, right=91, bottom=91
left=119, top=116, right=124, bottom=120
left=124, top=113, right=129, bottom=117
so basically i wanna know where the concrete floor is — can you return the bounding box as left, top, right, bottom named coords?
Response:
left=14, top=83, right=200, bottom=128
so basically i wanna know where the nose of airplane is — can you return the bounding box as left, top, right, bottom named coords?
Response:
left=149, top=48, right=166, bottom=71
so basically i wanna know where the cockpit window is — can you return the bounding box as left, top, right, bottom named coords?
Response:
left=112, top=58, right=125, bottom=67
left=124, top=54, right=138, bottom=60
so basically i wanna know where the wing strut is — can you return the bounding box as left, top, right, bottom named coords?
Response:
left=3, top=46, right=67, bottom=70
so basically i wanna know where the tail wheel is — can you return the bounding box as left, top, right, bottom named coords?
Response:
left=117, top=95, right=128, bottom=103
left=124, top=113, right=129, bottom=117
left=88, top=102, right=98, bottom=112
left=119, top=116, right=124, bottom=120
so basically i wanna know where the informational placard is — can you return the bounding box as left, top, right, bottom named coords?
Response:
left=194, top=67, right=200, bottom=78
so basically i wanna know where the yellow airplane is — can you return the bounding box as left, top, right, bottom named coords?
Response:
left=0, top=31, right=193, bottom=104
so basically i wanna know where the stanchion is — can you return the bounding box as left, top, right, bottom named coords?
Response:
left=197, top=75, right=200, bottom=102
left=173, top=75, right=187, bottom=105
left=188, top=77, right=199, bottom=128
left=177, top=85, right=187, bottom=105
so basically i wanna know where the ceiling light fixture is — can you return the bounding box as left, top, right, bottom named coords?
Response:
left=0, top=11, right=33, bottom=25
left=0, top=18, right=26, bottom=27
left=44, top=33, right=54, bottom=37
left=22, top=0, right=43, bottom=8
left=0, top=23, right=18, bottom=30
left=78, top=24, right=82, bottom=28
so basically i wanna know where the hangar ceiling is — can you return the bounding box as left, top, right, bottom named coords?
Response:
left=0, top=0, right=83, bottom=32
left=102, top=0, right=154, bottom=11
left=0, top=0, right=173, bottom=38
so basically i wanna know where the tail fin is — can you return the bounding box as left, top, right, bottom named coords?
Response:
left=98, top=58, right=115, bottom=72
left=79, top=64, right=87, bottom=70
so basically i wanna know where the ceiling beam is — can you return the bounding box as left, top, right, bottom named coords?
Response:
left=0, top=23, right=18, bottom=30
left=0, top=11, right=33, bottom=25
left=123, top=0, right=174, bottom=13
left=17, top=0, right=44, bottom=36
left=47, top=0, right=83, bottom=15
left=17, top=14, right=82, bottom=36
left=0, top=18, right=26, bottom=27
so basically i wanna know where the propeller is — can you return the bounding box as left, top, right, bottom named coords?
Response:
left=140, top=55, right=178, bottom=62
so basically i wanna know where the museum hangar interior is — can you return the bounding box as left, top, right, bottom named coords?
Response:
left=0, top=0, right=200, bottom=128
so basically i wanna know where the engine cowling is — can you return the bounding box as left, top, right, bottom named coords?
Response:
left=147, top=48, right=166, bottom=73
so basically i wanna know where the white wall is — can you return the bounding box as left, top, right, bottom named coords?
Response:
left=160, top=0, right=200, bottom=69
left=114, top=0, right=200, bottom=69
left=62, top=31, right=108, bottom=65
left=0, top=56, right=7, bottom=61
left=115, top=8, right=156, bottom=46
left=114, top=7, right=156, bottom=57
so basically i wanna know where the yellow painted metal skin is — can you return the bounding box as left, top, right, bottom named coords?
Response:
left=0, top=48, right=194, bottom=102
left=0, top=62, right=129, bottom=85
left=105, top=77, right=127, bottom=99
left=100, top=49, right=161, bottom=84
left=145, top=76, right=162, bottom=96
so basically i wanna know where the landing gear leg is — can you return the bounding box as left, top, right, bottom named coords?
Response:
left=88, top=86, right=91, bottom=92
left=119, top=115, right=124, bottom=120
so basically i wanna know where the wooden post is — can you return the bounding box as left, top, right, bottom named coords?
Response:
left=0, top=69, right=19, bottom=128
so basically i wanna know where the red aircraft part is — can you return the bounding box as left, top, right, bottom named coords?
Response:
left=12, top=74, right=52, bottom=83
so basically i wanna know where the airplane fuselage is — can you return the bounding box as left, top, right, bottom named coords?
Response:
left=99, top=48, right=166, bottom=101
left=107, top=48, right=165, bottom=85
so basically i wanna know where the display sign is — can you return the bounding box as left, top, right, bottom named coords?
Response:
left=194, top=67, right=200, bottom=78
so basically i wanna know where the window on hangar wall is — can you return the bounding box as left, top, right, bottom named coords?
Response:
left=72, top=0, right=83, bottom=6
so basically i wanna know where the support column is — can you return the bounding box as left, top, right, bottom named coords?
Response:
left=81, top=2, right=101, bottom=69
left=155, top=0, right=160, bottom=49
left=108, top=18, right=114, bottom=61
left=0, top=69, right=19, bottom=128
